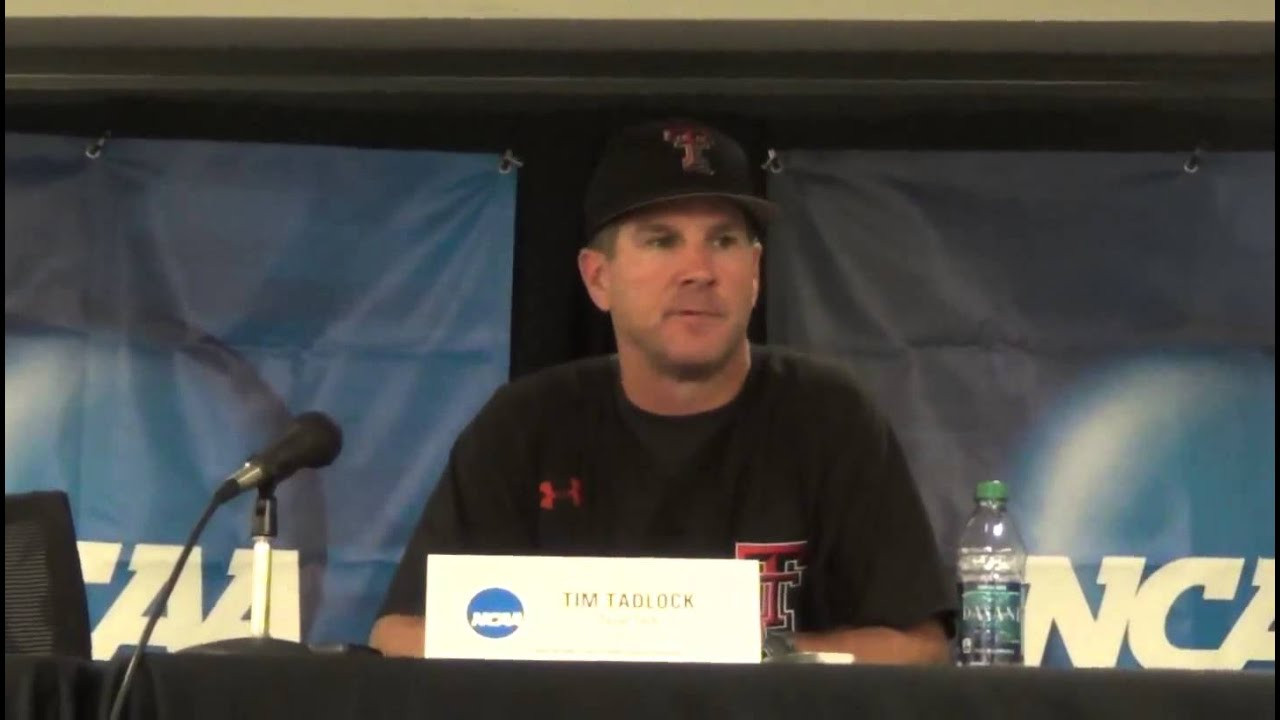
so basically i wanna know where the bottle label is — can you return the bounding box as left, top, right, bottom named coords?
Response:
left=958, top=581, right=1024, bottom=665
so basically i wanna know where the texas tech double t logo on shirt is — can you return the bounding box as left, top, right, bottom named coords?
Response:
left=735, top=540, right=807, bottom=632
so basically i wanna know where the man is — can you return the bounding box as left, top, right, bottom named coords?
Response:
left=372, top=120, right=952, bottom=663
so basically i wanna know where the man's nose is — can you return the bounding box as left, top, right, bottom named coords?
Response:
left=676, top=242, right=716, bottom=286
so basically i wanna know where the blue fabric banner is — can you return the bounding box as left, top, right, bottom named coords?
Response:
left=766, top=150, right=1275, bottom=669
left=5, top=133, right=516, bottom=655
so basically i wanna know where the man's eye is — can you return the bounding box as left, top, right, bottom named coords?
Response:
left=644, top=235, right=678, bottom=248
left=715, top=233, right=746, bottom=248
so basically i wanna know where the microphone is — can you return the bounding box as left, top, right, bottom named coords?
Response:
left=107, top=412, right=343, bottom=720
left=214, top=411, right=342, bottom=503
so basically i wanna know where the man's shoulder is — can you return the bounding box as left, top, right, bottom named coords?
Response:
left=457, top=356, right=614, bottom=444
left=486, top=355, right=616, bottom=415
left=754, top=345, right=870, bottom=395
left=751, top=345, right=885, bottom=424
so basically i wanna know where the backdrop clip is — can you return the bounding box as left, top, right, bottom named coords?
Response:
left=85, top=131, right=111, bottom=160
left=498, top=150, right=524, bottom=174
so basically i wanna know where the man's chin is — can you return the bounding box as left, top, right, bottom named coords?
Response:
left=651, top=346, right=739, bottom=382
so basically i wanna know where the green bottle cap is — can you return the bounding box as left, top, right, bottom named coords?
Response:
left=976, top=480, right=1008, bottom=501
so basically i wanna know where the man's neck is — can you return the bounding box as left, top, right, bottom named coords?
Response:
left=618, top=342, right=752, bottom=416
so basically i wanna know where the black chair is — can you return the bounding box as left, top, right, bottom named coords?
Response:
left=5, top=490, right=92, bottom=658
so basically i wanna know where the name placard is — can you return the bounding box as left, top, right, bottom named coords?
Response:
left=424, top=554, right=761, bottom=663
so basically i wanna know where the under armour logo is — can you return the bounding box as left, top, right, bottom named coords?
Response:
left=663, top=127, right=715, bottom=175
left=539, top=477, right=583, bottom=510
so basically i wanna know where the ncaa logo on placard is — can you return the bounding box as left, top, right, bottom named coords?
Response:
left=467, top=588, right=524, bottom=639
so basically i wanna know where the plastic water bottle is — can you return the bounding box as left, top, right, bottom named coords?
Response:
left=956, top=479, right=1026, bottom=666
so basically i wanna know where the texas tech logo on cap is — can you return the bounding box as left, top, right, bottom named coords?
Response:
left=663, top=126, right=715, bottom=176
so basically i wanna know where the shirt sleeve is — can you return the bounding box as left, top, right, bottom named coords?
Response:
left=377, top=388, right=535, bottom=618
left=816, top=406, right=956, bottom=635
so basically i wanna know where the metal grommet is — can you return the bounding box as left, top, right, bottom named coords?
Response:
left=1183, top=146, right=1203, bottom=174
left=85, top=131, right=111, bottom=160
left=498, top=149, right=524, bottom=174
left=761, top=148, right=784, bottom=174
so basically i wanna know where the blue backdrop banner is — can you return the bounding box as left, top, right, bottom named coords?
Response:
left=5, top=133, right=516, bottom=656
left=766, top=150, right=1275, bottom=669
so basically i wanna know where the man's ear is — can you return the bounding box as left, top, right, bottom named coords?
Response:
left=578, top=247, right=611, bottom=312
left=750, top=240, right=763, bottom=307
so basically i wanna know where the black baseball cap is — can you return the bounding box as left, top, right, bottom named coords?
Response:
left=583, top=120, right=779, bottom=240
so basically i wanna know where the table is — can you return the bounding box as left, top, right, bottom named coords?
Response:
left=7, top=653, right=1274, bottom=720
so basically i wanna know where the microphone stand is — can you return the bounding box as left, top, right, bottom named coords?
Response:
left=182, top=484, right=312, bottom=655
left=249, top=487, right=278, bottom=640
left=107, top=412, right=353, bottom=720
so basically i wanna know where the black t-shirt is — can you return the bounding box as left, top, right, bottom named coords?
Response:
left=379, top=345, right=953, bottom=634
left=615, top=379, right=737, bottom=475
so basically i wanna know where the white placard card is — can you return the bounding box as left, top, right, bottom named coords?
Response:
left=424, top=554, right=762, bottom=663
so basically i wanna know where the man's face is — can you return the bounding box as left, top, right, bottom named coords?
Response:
left=579, top=197, right=762, bottom=381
